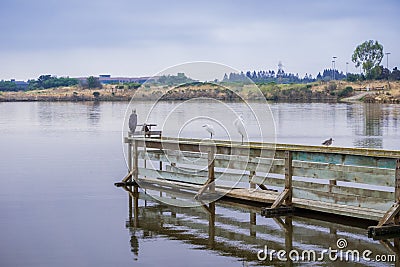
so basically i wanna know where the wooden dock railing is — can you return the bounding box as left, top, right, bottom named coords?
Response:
left=121, top=136, right=400, bottom=238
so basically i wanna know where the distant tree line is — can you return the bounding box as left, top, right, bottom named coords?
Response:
left=28, top=75, right=78, bottom=90
left=222, top=70, right=315, bottom=84
left=0, top=80, right=25, bottom=91
left=154, top=73, right=195, bottom=85
left=316, top=69, right=346, bottom=81
left=345, top=67, right=400, bottom=82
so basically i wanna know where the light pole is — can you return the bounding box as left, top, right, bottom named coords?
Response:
left=332, top=56, right=337, bottom=80
left=385, top=52, right=391, bottom=70
left=385, top=52, right=391, bottom=84
left=346, top=62, right=349, bottom=76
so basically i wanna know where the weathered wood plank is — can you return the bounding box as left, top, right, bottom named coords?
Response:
left=251, top=175, right=394, bottom=200
left=293, top=151, right=396, bottom=169
left=292, top=164, right=394, bottom=187
left=226, top=188, right=386, bottom=221
left=292, top=187, right=393, bottom=211
left=139, top=167, right=249, bottom=185
left=138, top=168, right=207, bottom=185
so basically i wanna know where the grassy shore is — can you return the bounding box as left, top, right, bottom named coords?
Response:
left=0, top=81, right=399, bottom=103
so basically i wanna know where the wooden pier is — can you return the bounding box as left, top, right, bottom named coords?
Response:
left=118, top=134, right=400, bottom=239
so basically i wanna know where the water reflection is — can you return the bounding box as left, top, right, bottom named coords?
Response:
left=348, top=103, right=400, bottom=149
left=123, top=186, right=399, bottom=266
left=87, top=101, right=101, bottom=126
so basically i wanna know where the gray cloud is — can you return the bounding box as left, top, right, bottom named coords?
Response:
left=0, top=0, right=399, bottom=80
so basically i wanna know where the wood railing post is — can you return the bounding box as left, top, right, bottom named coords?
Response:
left=249, top=170, right=256, bottom=189
left=208, top=146, right=215, bottom=193
left=284, top=151, right=293, bottom=206
left=329, top=179, right=337, bottom=193
left=132, top=140, right=138, bottom=181
left=127, top=142, right=132, bottom=182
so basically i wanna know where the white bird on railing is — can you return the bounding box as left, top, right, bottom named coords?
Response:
left=202, top=124, right=215, bottom=139
left=234, top=114, right=246, bottom=144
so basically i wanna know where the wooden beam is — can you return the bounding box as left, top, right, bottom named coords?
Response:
left=258, top=184, right=268, bottom=190
left=378, top=203, right=400, bottom=227
left=368, top=225, right=400, bottom=239
left=271, top=189, right=290, bottom=209
left=195, top=147, right=215, bottom=199
left=121, top=170, right=134, bottom=182
left=261, top=206, right=294, bottom=217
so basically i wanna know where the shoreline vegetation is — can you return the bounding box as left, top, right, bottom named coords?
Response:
left=0, top=80, right=399, bottom=104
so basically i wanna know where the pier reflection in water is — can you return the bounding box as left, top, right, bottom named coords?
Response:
left=123, top=186, right=399, bottom=266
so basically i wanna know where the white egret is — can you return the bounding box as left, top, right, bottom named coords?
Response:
left=128, top=109, right=137, bottom=133
left=202, top=124, right=215, bottom=139
left=233, top=115, right=246, bottom=144
left=322, top=138, right=333, bottom=146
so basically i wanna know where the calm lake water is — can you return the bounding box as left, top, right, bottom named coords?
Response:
left=0, top=101, right=399, bottom=266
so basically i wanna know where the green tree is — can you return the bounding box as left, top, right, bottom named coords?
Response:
left=351, top=40, right=384, bottom=79
left=87, top=76, right=101, bottom=89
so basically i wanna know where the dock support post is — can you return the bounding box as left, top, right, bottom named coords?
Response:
left=159, top=133, right=162, bottom=170
left=261, top=151, right=294, bottom=217
left=249, top=170, right=256, bottom=189
left=208, top=202, right=215, bottom=249
left=250, top=211, right=256, bottom=237
left=284, top=216, right=293, bottom=267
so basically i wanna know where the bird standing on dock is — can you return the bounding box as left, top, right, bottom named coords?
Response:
left=322, top=138, right=333, bottom=146
left=129, top=109, right=137, bottom=134
left=142, top=123, right=150, bottom=137
left=234, top=115, right=246, bottom=144
left=202, top=124, right=215, bottom=139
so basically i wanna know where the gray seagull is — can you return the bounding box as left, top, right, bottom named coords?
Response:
left=322, top=138, right=333, bottom=146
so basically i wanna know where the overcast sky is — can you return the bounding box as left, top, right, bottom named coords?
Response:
left=1, top=0, right=399, bottom=80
